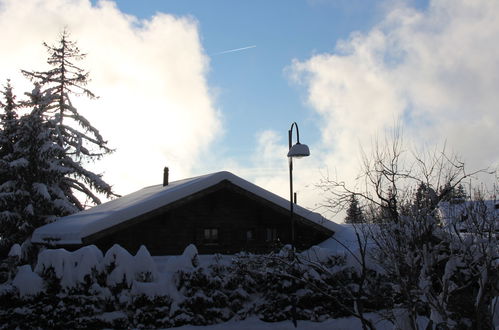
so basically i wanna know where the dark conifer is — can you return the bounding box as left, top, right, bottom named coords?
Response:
left=453, top=184, right=467, bottom=203
left=22, top=29, right=116, bottom=208
left=0, top=80, right=22, bottom=255
left=414, top=182, right=438, bottom=212
left=0, top=31, right=118, bottom=254
left=345, top=194, right=364, bottom=223
left=0, top=85, right=76, bottom=253
left=0, top=80, right=19, bottom=159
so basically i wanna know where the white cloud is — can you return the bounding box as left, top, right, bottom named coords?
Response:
left=1, top=0, right=497, bottom=222
left=0, top=0, right=221, bottom=194
left=230, top=0, right=499, bottom=222
left=286, top=0, right=499, bottom=209
left=219, top=129, right=328, bottom=214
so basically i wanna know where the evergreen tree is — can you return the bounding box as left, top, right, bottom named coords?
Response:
left=0, top=80, right=19, bottom=162
left=345, top=194, right=364, bottom=224
left=453, top=183, right=467, bottom=203
left=0, top=80, right=22, bottom=255
left=413, top=182, right=437, bottom=212
left=1, top=31, right=117, bottom=253
left=439, top=182, right=466, bottom=204
left=0, top=85, right=76, bottom=253
left=0, top=80, right=19, bottom=184
left=22, top=29, right=116, bottom=209
left=439, top=182, right=455, bottom=202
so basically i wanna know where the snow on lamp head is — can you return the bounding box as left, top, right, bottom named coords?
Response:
left=287, top=142, right=310, bottom=158
left=287, top=122, right=310, bottom=159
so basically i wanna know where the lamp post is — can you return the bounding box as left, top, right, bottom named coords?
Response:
left=287, top=122, right=310, bottom=328
left=287, top=122, right=310, bottom=246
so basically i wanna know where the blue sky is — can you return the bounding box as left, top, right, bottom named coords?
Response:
left=108, top=0, right=427, bottom=163
left=0, top=0, right=497, bottom=215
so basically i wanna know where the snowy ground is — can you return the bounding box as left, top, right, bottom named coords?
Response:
left=174, top=315, right=394, bottom=330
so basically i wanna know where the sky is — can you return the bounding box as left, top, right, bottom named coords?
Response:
left=0, top=0, right=498, bottom=221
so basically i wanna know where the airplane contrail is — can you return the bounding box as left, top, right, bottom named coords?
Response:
left=212, top=45, right=256, bottom=56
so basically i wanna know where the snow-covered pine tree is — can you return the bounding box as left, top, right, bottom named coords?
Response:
left=22, top=29, right=116, bottom=209
left=0, top=80, right=22, bottom=255
left=1, top=85, right=79, bottom=253
left=0, top=80, right=19, bottom=160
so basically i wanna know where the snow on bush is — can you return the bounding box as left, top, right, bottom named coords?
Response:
left=133, top=245, right=158, bottom=282
left=12, top=265, right=44, bottom=297
left=1, top=236, right=496, bottom=329
left=34, top=245, right=103, bottom=289
left=8, top=244, right=22, bottom=258
left=165, top=244, right=199, bottom=272
left=34, top=248, right=73, bottom=286
left=300, top=245, right=334, bottom=263
left=103, top=244, right=135, bottom=287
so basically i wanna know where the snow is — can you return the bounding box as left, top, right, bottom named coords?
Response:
left=32, top=171, right=341, bottom=245
left=9, top=157, right=28, bottom=168
left=53, top=198, right=78, bottom=214
left=34, top=245, right=103, bottom=289
left=6, top=234, right=492, bottom=329
left=134, top=245, right=159, bottom=279
left=8, top=243, right=21, bottom=258
left=24, top=203, right=34, bottom=216
left=316, top=223, right=372, bottom=253
left=12, top=265, right=44, bottom=297
left=89, top=283, right=112, bottom=298
left=129, top=280, right=162, bottom=297
left=162, top=244, right=200, bottom=272
left=438, top=200, right=499, bottom=230
left=171, top=314, right=395, bottom=330
left=101, top=244, right=182, bottom=301
left=32, top=182, right=51, bottom=200
left=103, top=244, right=135, bottom=287
left=95, top=311, right=127, bottom=323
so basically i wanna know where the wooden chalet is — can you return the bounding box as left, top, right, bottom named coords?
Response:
left=32, top=171, right=338, bottom=255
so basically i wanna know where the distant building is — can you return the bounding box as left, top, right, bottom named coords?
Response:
left=32, top=171, right=338, bottom=255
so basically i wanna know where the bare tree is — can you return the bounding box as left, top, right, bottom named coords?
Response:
left=318, top=128, right=497, bottom=329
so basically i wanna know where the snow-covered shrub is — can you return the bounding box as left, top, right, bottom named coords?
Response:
left=129, top=294, right=172, bottom=329
left=175, top=267, right=233, bottom=326
left=0, top=244, right=23, bottom=284
left=34, top=245, right=103, bottom=294
left=231, top=247, right=359, bottom=323
left=12, top=264, right=44, bottom=297
left=0, top=244, right=173, bottom=329
left=0, top=241, right=410, bottom=328
left=165, top=243, right=199, bottom=273
left=103, top=244, right=135, bottom=290
left=133, top=245, right=159, bottom=282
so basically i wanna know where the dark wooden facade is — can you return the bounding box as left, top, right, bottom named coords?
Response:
left=70, top=180, right=332, bottom=255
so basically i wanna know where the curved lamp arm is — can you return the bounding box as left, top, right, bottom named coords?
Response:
left=288, top=122, right=310, bottom=158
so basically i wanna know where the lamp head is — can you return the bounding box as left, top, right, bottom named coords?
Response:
left=287, top=142, right=310, bottom=158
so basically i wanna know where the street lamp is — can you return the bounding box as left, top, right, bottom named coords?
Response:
left=288, top=122, right=310, bottom=246
left=287, top=122, right=310, bottom=328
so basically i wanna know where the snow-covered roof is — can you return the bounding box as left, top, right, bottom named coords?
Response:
left=438, top=200, right=499, bottom=230
left=32, top=171, right=340, bottom=245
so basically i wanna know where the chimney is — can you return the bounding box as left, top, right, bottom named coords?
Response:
left=163, top=167, right=169, bottom=186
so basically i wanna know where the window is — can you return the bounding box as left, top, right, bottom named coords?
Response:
left=204, top=228, right=219, bottom=244
left=265, top=228, right=277, bottom=242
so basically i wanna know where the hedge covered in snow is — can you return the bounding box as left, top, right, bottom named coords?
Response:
left=2, top=235, right=496, bottom=329
left=0, top=243, right=377, bottom=329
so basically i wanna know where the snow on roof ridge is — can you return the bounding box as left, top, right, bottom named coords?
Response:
left=32, top=171, right=338, bottom=245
